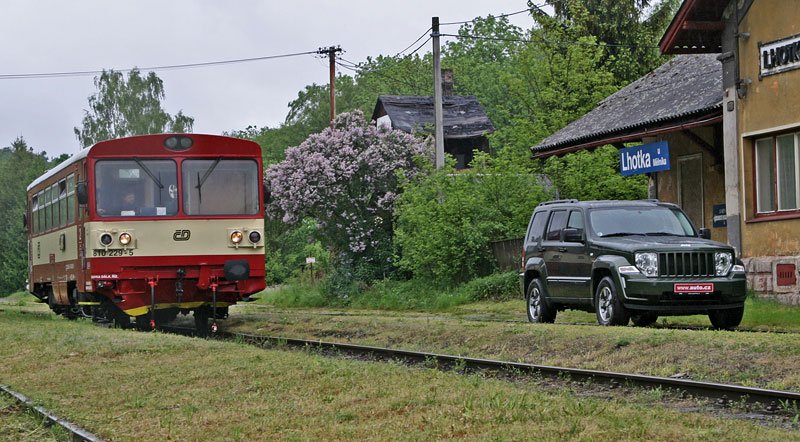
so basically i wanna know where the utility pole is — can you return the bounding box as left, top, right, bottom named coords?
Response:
left=317, top=45, right=343, bottom=124
left=432, top=17, right=444, bottom=169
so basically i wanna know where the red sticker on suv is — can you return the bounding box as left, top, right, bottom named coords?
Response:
left=674, top=283, right=714, bottom=293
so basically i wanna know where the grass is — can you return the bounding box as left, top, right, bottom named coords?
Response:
left=0, top=393, right=70, bottom=441
left=257, top=272, right=519, bottom=311
left=0, top=311, right=797, bottom=440
left=225, top=303, right=800, bottom=391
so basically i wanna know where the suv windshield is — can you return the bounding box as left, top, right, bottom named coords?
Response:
left=182, top=159, right=259, bottom=215
left=588, top=206, right=696, bottom=238
left=95, top=160, right=178, bottom=217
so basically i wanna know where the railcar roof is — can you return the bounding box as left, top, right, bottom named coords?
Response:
left=27, top=134, right=259, bottom=192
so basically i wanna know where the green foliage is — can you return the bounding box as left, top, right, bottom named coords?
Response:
left=550, top=0, right=680, bottom=84
left=263, top=218, right=330, bottom=285
left=0, top=138, right=49, bottom=294
left=74, top=69, right=194, bottom=147
left=459, top=271, right=519, bottom=302
left=543, top=145, right=648, bottom=200
left=394, top=152, right=551, bottom=285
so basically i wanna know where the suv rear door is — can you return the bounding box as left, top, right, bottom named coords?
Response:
left=542, top=209, right=568, bottom=299
left=559, top=209, right=592, bottom=301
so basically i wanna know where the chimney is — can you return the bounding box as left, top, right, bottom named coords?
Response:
left=442, top=68, right=453, bottom=96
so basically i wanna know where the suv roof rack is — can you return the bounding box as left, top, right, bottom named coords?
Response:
left=538, top=199, right=579, bottom=206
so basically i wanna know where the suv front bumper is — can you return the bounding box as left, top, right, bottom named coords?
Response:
left=619, top=272, right=746, bottom=314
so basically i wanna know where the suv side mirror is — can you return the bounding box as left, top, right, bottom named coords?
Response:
left=76, top=182, right=89, bottom=205
left=563, top=228, right=584, bottom=243
left=698, top=228, right=711, bottom=240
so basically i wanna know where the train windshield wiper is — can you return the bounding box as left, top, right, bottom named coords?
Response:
left=195, top=157, right=222, bottom=203
left=133, top=158, right=164, bottom=190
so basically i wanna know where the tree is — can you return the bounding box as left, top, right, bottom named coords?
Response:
left=74, top=69, right=194, bottom=147
left=548, top=0, right=680, bottom=83
left=0, top=137, right=48, bottom=295
left=265, top=111, right=431, bottom=292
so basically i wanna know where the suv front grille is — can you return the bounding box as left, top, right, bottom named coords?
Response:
left=658, top=252, right=715, bottom=277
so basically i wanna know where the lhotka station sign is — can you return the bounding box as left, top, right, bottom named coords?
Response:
left=760, top=33, right=800, bottom=78
left=619, top=141, right=670, bottom=176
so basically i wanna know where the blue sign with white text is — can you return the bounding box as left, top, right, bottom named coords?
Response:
left=619, top=141, right=670, bottom=176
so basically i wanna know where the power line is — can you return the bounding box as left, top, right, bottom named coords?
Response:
left=440, top=33, right=660, bottom=49
left=393, top=27, right=432, bottom=58
left=0, top=50, right=320, bottom=80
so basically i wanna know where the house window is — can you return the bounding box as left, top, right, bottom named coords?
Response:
left=755, top=133, right=800, bottom=213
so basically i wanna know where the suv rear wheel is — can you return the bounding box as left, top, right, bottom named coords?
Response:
left=595, top=276, right=629, bottom=326
left=708, top=306, right=744, bottom=330
left=526, top=278, right=556, bottom=323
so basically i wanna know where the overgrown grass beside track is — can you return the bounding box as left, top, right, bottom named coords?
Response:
left=1, top=312, right=797, bottom=440
left=261, top=272, right=519, bottom=310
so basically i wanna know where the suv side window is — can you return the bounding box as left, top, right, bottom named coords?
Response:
left=527, top=211, right=548, bottom=243
left=567, top=210, right=584, bottom=230
left=545, top=210, right=568, bottom=241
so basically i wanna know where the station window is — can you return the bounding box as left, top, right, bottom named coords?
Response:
left=756, top=132, right=800, bottom=214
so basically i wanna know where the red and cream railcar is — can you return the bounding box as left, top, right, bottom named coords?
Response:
left=26, top=134, right=266, bottom=332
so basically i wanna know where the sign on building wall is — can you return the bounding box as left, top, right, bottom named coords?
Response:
left=619, top=141, right=670, bottom=176
left=760, top=33, right=800, bottom=78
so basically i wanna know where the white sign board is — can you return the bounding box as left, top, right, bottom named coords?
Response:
left=305, top=257, right=316, bottom=264
left=760, top=33, right=800, bottom=78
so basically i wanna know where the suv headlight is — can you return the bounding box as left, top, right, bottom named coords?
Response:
left=635, top=252, right=658, bottom=277
left=715, top=252, right=733, bottom=276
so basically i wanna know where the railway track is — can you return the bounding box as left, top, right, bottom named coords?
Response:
left=0, top=384, right=105, bottom=442
left=159, top=324, right=800, bottom=413
left=234, top=305, right=799, bottom=335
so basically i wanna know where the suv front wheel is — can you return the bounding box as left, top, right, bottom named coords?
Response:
left=708, top=306, right=744, bottom=330
left=526, top=278, right=556, bottom=323
left=595, top=276, right=629, bottom=326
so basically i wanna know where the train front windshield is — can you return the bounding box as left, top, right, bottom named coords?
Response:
left=95, top=158, right=260, bottom=217
left=95, top=160, right=178, bottom=217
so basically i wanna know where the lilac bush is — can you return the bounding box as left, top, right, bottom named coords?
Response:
left=265, top=111, right=431, bottom=284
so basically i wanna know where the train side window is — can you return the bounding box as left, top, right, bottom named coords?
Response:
left=43, top=187, right=51, bottom=231
left=50, top=184, right=59, bottom=229
left=58, top=180, right=67, bottom=227
left=66, top=174, right=75, bottom=224
left=31, top=195, right=39, bottom=234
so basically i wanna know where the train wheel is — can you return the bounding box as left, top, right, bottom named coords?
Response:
left=134, top=315, right=152, bottom=331
left=194, top=308, right=210, bottom=337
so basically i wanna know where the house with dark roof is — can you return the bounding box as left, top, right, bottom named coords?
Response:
left=372, top=95, right=494, bottom=169
left=532, top=0, right=800, bottom=304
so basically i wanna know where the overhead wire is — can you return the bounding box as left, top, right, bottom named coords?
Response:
left=0, top=50, right=320, bottom=80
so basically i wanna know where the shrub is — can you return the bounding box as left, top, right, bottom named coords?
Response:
left=394, top=152, right=550, bottom=285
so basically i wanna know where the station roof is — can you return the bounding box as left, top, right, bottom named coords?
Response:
left=531, top=54, right=722, bottom=157
left=372, top=95, right=494, bottom=140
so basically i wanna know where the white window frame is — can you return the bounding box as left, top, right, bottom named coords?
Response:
left=755, top=132, right=800, bottom=214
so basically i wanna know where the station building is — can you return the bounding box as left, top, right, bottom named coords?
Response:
left=532, top=0, right=800, bottom=303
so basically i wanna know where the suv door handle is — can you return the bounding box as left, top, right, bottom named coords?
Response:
left=558, top=247, right=568, bottom=252
left=537, top=246, right=546, bottom=252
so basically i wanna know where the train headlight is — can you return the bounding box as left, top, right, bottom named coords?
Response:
left=248, top=230, right=262, bottom=244
left=119, top=232, right=132, bottom=246
left=230, top=230, right=243, bottom=244
left=100, top=233, right=113, bottom=246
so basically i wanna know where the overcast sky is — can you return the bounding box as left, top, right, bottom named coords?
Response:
left=1, top=1, right=535, bottom=158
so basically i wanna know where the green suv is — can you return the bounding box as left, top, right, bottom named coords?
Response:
left=520, top=200, right=747, bottom=328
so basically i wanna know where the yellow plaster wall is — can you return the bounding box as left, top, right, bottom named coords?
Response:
left=737, top=0, right=800, bottom=257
